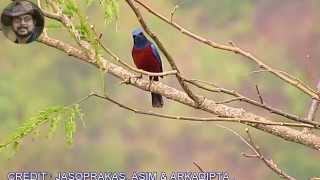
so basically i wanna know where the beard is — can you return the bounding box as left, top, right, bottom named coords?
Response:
left=14, top=27, right=33, bottom=38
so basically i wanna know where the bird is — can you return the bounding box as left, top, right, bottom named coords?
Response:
left=131, top=28, right=164, bottom=108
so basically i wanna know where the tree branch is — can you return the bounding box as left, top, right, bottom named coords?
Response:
left=242, top=129, right=296, bottom=180
left=209, top=125, right=296, bottom=179
left=7, top=1, right=318, bottom=178
left=183, top=78, right=320, bottom=127
left=72, top=92, right=314, bottom=128
left=133, top=0, right=319, bottom=100
left=37, top=35, right=320, bottom=150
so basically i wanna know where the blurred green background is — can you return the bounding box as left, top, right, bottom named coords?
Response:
left=1, top=0, right=320, bottom=179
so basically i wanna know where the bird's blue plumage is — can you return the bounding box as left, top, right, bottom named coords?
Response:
left=132, top=28, right=148, bottom=48
left=151, top=43, right=162, bottom=71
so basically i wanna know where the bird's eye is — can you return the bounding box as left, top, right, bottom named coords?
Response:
left=139, top=32, right=143, bottom=35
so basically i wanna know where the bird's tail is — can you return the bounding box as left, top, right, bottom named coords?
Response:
left=151, top=92, right=163, bottom=108
left=150, top=76, right=164, bottom=108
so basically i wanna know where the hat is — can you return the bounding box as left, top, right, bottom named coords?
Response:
left=1, top=0, right=44, bottom=28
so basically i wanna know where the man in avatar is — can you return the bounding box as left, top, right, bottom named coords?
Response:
left=1, top=1, right=44, bottom=44
left=11, top=13, right=36, bottom=43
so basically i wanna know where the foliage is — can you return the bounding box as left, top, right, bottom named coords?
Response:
left=96, top=0, right=119, bottom=24
left=53, top=0, right=118, bottom=47
left=0, top=104, right=84, bottom=154
left=56, top=0, right=119, bottom=24
left=54, top=0, right=110, bottom=92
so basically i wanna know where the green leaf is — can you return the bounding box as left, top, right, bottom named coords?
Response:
left=64, top=111, right=76, bottom=146
left=99, top=0, right=119, bottom=24
left=0, top=104, right=84, bottom=155
left=47, top=116, right=60, bottom=139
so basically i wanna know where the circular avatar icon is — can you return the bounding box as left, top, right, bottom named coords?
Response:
left=1, top=0, right=44, bottom=44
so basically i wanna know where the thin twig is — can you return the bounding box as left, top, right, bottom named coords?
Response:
left=88, top=92, right=314, bottom=128
left=216, top=97, right=243, bottom=104
left=185, top=79, right=219, bottom=88
left=251, top=69, right=313, bottom=95
left=216, top=125, right=259, bottom=156
left=242, top=129, right=296, bottom=180
left=42, top=10, right=63, bottom=22
left=193, top=162, right=205, bottom=172
left=183, top=77, right=320, bottom=128
left=249, top=69, right=270, bottom=75
left=214, top=125, right=295, bottom=179
left=255, top=85, right=264, bottom=104
left=170, top=5, right=179, bottom=23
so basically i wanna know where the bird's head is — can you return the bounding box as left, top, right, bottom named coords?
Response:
left=132, top=28, right=148, bottom=48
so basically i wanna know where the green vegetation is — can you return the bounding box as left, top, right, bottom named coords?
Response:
left=0, top=0, right=319, bottom=179
left=0, top=104, right=83, bottom=154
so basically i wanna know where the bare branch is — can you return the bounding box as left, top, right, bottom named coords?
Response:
left=243, top=129, right=296, bottom=180
left=215, top=125, right=295, bottom=179
left=216, top=97, right=243, bottom=105
left=38, top=33, right=320, bottom=150
left=193, top=162, right=205, bottom=172
left=255, top=85, right=264, bottom=104
left=170, top=5, right=179, bottom=23
left=133, top=0, right=319, bottom=100
left=42, top=1, right=320, bottom=128
left=184, top=77, right=320, bottom=128
left=82, top=92, right=312, bottom=128
left=306, top=81, right=320, bottom=121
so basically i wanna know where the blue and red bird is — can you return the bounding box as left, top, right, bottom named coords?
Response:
left=131, top=28, right=164, bottom=108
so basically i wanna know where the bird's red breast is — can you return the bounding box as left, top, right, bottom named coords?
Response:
left=132, top=43, right=162, bottom=73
